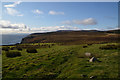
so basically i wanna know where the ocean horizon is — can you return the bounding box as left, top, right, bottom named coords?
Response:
left=0, top=34, right=28, bottom=45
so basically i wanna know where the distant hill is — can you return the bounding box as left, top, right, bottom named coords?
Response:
left=105, top=29, right=120, bottom=34
left=21, top=29, right=120, bottom=44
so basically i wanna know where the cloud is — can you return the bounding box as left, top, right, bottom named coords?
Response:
left=0, top=20, right=10, bottom=27
left=4, top=1, right=23, bottom=17
left=114, top=27, right=120, bottom=30
left=0, top=20, right=28, bottom=30
left=0, top=20, right=30, bottom=34
left=0, top=20, right=116, bottom=34
left=4, top=1, right=22, bottom=8
left=0, top=20, right=80, bottom=34
left=61, top=20, right=71, bottom=25
left=49, top=10, right=64, bottom=15
left=6, top=8, right=23, bottom=16
left=30, top=25, right=79, bottom=32
left=6, top=8, right=18, bottom=16
left=62, top=18, right=97, bottom=25
left=73, top=18, right=97, bottom=25
left=105, top=25, right=119, bottom=30
left=32, top=9, right=44, bottom=14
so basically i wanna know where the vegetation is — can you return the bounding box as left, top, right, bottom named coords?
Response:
left=99, top=44, right=119, bottom=50
left=5, top=51, right=21, bottom=58
left=2, top=47, right=10, bottom=51
left=0, top=52, right=1, bottom=79
left=21, top=30, right=120, bottom=44
left=87, top=43, right=93, bottom=46
left=16, top=47, right=22, bottom=51
left=10, top=47, right=16, bottom=50
left=2, top=43, right=119, bottom=79
left=2, top=30, right=120, bottom=79
left=26, top=48, right=37, bottom=53
left=83, top=46, right=88, bottom=48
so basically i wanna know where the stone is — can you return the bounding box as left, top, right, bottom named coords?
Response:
left=83, top=46, right=87, bottom=48
left=85, top=52, right=91, bottom=57
left=89, top=57, right=98, bottom=62
left=81, top=74, right=87, bottom=77
left=90, top=76, right=97, bottom=79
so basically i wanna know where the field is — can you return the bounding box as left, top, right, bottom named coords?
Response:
left=2, top=42, right=119, bottom=79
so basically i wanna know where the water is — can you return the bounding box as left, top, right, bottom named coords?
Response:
left=0, top=34, right=28, bottom=45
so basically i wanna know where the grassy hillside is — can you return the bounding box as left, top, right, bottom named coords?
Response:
left=2, top=43, right=119, bottom=79
left=0, top=54, right=1, bottom=79
left=21, top=30, right=120, bottom=45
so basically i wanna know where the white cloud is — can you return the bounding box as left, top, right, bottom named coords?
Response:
left=0, top=20, right=10, bottom=27
left=6, top=8, right=19, bottom=16
left=4, top=1, right=23, bottom=17
left=4, top=1, right=22, bottom=8
left=73, top=18, right=97, bottom=25
left=30, top=25, right=79, bottom=33
left=0, top=20, right=30, bottom=34
left=0, top=20, right=80, bottom=34
left=6, top=8, right=23, bottom=16
left=114, top=27, right=120, bottom=30
left=62, top=18, right=97, bottom=25
left=61, top=20, right=71, bottom=25
left=32, top=9, right=44, bottom=14
left=49, top=10, right=64, bottom=15
left=0, top=20, right=116, bottom=34
left=0, top=20, right=29, bottom=30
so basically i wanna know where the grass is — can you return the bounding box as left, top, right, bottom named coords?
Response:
left=0, top=48, right=2, bottom=79
left=5, top=51, right=21, bottom=58
left=2, top=43, right=119, bottom=79
left=0, top=58, right=1, bottom=79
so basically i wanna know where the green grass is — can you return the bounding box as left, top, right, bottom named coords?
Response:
left=0, top=53, right=2, bottom=79
left=2, top=43, right=119, bottom=79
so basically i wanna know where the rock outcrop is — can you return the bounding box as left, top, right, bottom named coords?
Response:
left=85, top=52, right=91, bottom=57
left=89, top=57, right=98, bottom=62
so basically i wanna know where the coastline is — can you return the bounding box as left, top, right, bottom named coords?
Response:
left=1, top=34, right=28, bottom=46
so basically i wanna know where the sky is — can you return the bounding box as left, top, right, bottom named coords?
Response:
left=0, top=1, right=118, bottom=34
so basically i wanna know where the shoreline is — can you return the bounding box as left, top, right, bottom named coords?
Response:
left=0, top=43, right=20, bottom=46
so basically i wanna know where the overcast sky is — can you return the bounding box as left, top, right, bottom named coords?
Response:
left=0, top=1, right=118, bottom=34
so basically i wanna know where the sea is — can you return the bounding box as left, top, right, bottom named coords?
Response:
left=0, top=34, right=29, bottom=45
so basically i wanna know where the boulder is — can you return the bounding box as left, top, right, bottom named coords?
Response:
left=85, top=52, right=91, bottom=57
left=89, top=57, right=98, bottom=62
left=81, top=74, right=87, bottom=77
left=90, top=76, right=97, bottom=79
left=83, top=46, right=87, bottom=48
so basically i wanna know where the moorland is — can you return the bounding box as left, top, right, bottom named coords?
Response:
left=1, top=29, right=120, bottom=79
